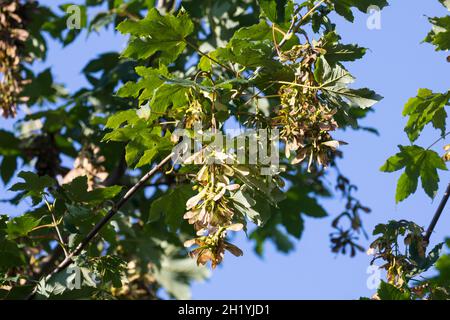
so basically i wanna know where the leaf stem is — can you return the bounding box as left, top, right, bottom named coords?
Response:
left=250, top=0, right=326, bottom=80
left=427, top=131, right=450, bottom=150
left=185, top=41, right=235, bottom=75
left=44, top=197, right=68, bottom=258
left=280, top=0, right=325, bottom=48
left=271, top=80, right=318, bottom=90
left=241, top=83, right=276, bottom=106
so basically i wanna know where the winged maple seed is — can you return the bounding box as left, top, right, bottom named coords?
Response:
left=184, top=224, right=244, bottom=269
left=184, top=160, right=240, bottom=232
left=181, top=148, right=269, bottom=268
left=0, top=1, right=32, bottom=118
left=443, top=144, right=450, bottom=162
left=368, top=220, right=437, bottom=289
left=273, top=40, right=344, bottom=171
left=63, top=144, right=109, bottom=190
left=183, top=91, right=207, bottom=129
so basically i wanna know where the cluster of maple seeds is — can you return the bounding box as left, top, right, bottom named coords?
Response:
left=0, top=1, right=31, bottom=118
left=443, top=144, right=450, bottom=162
left=183, top=94, right=206, bottom=129
left=274, top=43, right=341, bottom=170
left=63, top=144, right=109, bottom=190
left=184, top=163, right=239, bottom=231
left=182, top=40, right=346, bottom=268
left=369, top=223, right=427, bottom=288
left=182, top=150, right=244, bottom=268
left=276, top=85, right=339, bottom=169
left=184, top=224, right=243, bottom=269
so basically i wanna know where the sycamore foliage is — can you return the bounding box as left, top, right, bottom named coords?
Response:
left=0, top=0, right=391, bottom=300
left=373, top=0, right=450, bottom=300
left=425, top=0, right=450, bottom=52
left=381, top=0, right=450, bottom=203
left=381, top=145, right=447, bottom=203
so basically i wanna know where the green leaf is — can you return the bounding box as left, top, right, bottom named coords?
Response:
left=424, top=15, right=450, bottom=51
left=0, top=215, right=26, bottom=268
left=409, top=242, right=443, bottom=277
left=440, top=0, right=450, bottom=9
left=208, top=20, right=293, bottom=70
left=330, top=0, right=389, bottom=22
left=149, top=83, right=190, bottom=117
left=94, top=255, right=127, bottom=288
left=63, top=176, right=122, bottom=205
left=232, top=19, right=298, bottom=48
left=232, top=189, right=269, bottom=226
left=0, top=238, right=25, bottom=269
left=420, top=150, right=448, bottom=198
left=82, top=52, right=119, bottom=75
left=282, top=187, right=327, bottom=217
left=117, top=8, right=194, bottom=64
left=152, top=253, right=209, bottom=300
left=116, top=66, right=168, bottom=103
left=217, top=40, right=277, bottom=69
left=124, top=129, right=172, bottom=168
left=315, top=56, right=382, bottom=109
left=250, top=217, right=295, bottom=256
left=381, top=146, right=448, bottom=202
left=6, top=215, right=42, bottom=240
left=1, top=156, right=17, bottom=185
left=396, top=171, right=419, bottom=204
left=36, top=263, right=97, bottom=298
left=64, top=204, right=92, bottom=231
left=258, top=0, right=294, bottom=25
left=104, top=116, right=172, bottom=169
left=21, top=68, right=59, bottom=106
left=233, top=20, right=273, bottom=40
left=314, top=56, right=349, bottom=87
left=403, top=89, right=450, bottom=142
left=105, top=110, right=139, bottom=130
left=198, top=54, right=214, bottom=72
left=102, top=121, right=147, bottom=143
left=148, top=185, right=195, bottom=231
left=377, top=281, right=411, bottom=300
left=337, top=88, right=383, bottom=110
left=379, top=154, right=405, bottom=173
left=433, top=240, right=450, bottom=287
left=321, top=32, right=366, bottom=64
left=125, top=140, right=143, bottom=167
left=278, top=187, right=326, bottom=238
left=135, top=149, right=158, bottom=168
left=0, top=130, right=21, bottom=156
left=10, top=172, right=55, bottom=204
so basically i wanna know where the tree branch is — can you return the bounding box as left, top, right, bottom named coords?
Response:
left=427, top=131, right=450, bottom=150
left=424, top=182, right=450, bottom=244
left=249, top=1, right=325, bottom=81
left=27, top=152, right=174, bottom=299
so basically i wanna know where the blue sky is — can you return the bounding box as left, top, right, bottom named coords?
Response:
left=1, top=0, right=449, bottom=299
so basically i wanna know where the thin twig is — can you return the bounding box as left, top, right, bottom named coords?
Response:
left=185, top=41, right=235, bottom=74
left=427, top=131, right=450, bottom=150
left=271, top=80, right=318, bottom=90
left=44, top=198, right=69, bottom=258
left=276, top=4, right=299, bottom=49
left=27, top=152, right=174, bottom=299
left=242, top=83, right=276, bottom=107
left=424, top=182, right=450, bottom=244
left=298, top=0, right=326, bottom=26
left=250, top=0, right=326, bottom=80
